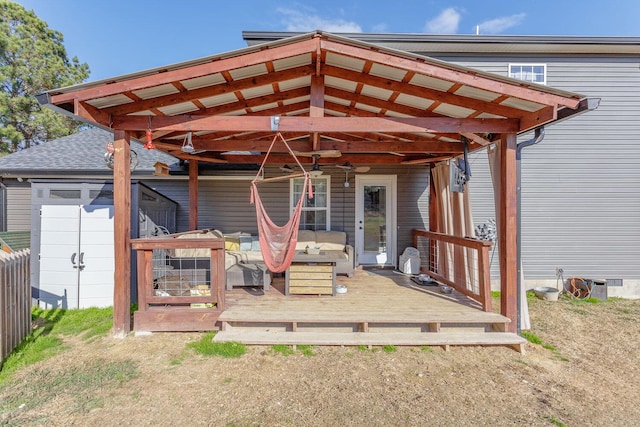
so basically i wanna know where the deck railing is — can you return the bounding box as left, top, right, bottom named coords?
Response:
left=412, top=230, right=493, bottom=312
left=0, top=249, right=31, bottom=363
left=131, top=232, right=226, bottom=332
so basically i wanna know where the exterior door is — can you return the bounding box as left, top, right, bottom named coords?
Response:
left=39, top=205, right=114, bottom=309
left=355, top=175, right=397, bottom=266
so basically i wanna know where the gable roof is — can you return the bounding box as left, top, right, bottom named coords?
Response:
left=0, top=127, right=178, bottom=177
left=37, top=31, right=592, bottom=167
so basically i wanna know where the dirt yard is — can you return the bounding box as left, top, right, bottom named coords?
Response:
left=1, top=295, right=639, bottom=426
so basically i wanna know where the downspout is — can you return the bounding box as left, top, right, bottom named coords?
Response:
left=516, top=127, right=545, bottom=334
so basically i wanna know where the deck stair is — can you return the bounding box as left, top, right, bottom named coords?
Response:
left=214, top=309, right=526, bottom=352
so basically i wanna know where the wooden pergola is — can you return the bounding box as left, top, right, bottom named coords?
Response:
left=38, top=31, right=592, bottom=336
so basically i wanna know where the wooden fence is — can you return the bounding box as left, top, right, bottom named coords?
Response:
left=413, top=230, right=493, bottom=312
left=0, top=249, right=31, bottom=364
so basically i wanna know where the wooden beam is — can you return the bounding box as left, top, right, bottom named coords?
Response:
left=50, top=38, right=319, bottom=104
left=498, top=133, right=518, bottom=333
left=159, top=139, right=462, bottom=155
left=519, top=105, right=556, bottom=134
left=112, top=131, right=131, bottom=338
left=102, top=65, right=314, bottom=116
left=112, top=115, right=520, bottom=133
left=309, top=74, right=324, bottom=150
left=320, top=39, right=581, bottom=109
left=189, top=160, right=199, bottom=230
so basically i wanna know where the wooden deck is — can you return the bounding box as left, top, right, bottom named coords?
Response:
left=215, top=269, right=526, bottom=352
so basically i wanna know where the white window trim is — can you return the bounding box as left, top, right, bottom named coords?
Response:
left=290, top=176, right=331, bottom=230
left=508, top=63, right=547, bottom=85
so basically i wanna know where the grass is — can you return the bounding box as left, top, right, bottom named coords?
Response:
left=271, top=344, right=295, bottom=356
left=0, top=358, right=138, bottom=418
left=0, top=307, right=113, bottom=383
left=521, top=331, right=567, bottom=361
left=187, top=332, right=246, bottom=358
left=382, top=345, right=397, bottom=353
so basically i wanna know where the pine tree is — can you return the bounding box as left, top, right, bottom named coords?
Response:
left=0, top=1, right=90, bottom=153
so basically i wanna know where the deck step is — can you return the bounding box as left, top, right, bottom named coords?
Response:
left=214, top=330, right=526, bottom=353
left=218, top=310, right=511, bottom=325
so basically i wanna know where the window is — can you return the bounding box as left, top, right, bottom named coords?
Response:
left=291, top=177, right=330, bottom=230
left=508, top=64, right=546, bottom=85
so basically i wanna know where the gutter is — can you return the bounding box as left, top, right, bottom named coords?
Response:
left=515, top=128, right=545, bottom=334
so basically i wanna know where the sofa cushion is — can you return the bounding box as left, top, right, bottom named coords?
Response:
left=315, top=231, right=346, bottom=251
left=296, top=230, right=316, bottom=250
left=170, top=230, right=223, bottom=258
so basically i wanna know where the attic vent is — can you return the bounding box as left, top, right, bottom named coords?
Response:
left=605, top=279, right=623, bottom=287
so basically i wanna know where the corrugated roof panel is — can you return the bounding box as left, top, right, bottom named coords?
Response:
left=476, top=112, right=505, bottom=119
left=278, top=75, right=311, bottom=91
left=273, top=53, right=312, bottom=71
left=220, top=109, right=247, bottom=116
left=241, top=84, right=274, bottom=100
left=325, top=108, right=346, bottom=116
left=156, top=102, right=199, bottom=115
left=409, top=74, right=455, bottom=91
left=395, top=93, right=434, bottom=110
left=325, top=76, right=358, bottom=92
left=385, top=110, right=413, bottom=118
left=325, top=52, right=365, bottom=72
left=282, top=95, right=309, bottom=105
left=132, top=84, right=180, bottom=100
left=414, top=131, right=437, bottom=139
left=251, top=102, right=279, bottom=112
left=128, top=110, right=154, bottom=116
left=433, top=103, right=475, bottom=118
left=228, top=63, right=268, bottom=80
left=500, top=97, right=546, bottom=112
left=355, top=103, right=381, bottom=114
left=86, top=94, right=133, bottom=109
left=199, top=93, right=239, bottom=108
left=361, top=84, right=393, bottom=101
left=325, top=95, right=351, bottom=106
left=285, top=108, right=310, bottom=115
left=369, top=63, right=407, bottom=81
left=180, top=73, right=226, bottom=90
left=454, top=86, right=501, bottom=102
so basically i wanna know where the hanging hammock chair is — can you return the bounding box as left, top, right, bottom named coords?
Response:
left=250, top=132, right=313, bottom=273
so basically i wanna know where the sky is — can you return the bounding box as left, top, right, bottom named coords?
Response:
left=14, top=0, right=640, bottom=83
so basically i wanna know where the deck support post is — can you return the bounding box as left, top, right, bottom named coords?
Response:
left=498, top=133, right=518, bottom=332
left=189, top=160, right=199, bottom=230
left=113, top=130, right=132, bottom=337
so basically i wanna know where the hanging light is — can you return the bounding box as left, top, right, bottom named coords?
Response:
left=143, top=129, right=156, bottom=150
left=181, top=132, right=195, bottom=153
left=309, top=154, right=323, bottom=178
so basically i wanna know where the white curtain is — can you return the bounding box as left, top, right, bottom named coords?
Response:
left=487, top=142, right=530, bottom=330
left=431, top=161, right=478, bottom=293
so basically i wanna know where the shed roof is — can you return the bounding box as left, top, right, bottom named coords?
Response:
left=38, top=31, right=592, bottom=166
left=0, top=128, right=178, bottom=177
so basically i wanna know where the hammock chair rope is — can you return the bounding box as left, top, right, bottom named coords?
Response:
left=250, top=132, right=313, bottom=273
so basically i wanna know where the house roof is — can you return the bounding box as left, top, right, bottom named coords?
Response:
left=0, top=127, right=178, bottom=177
left=243, top=32, right=640, bottom=55
left=37, top=31, right=593, bottom=167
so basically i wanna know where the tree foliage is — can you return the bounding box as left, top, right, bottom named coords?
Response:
left=0, top=1, right=89, bottom=153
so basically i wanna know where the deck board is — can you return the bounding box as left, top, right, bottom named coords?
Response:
left=223, top=269, right=507, bottom=324
left=214, top=330, right=526, bottom=350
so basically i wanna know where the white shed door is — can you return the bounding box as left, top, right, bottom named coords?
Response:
left=39, top=205, right=114, bottom=309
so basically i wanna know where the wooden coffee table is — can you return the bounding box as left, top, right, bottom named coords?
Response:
left=285, top=250, right=347, bottom=296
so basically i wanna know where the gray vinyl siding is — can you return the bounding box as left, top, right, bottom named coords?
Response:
left=6, top=182, right=32, bottom=231
left=145, top=165, right=430, bottom=256
left=430, top=53, right=640, bottom=281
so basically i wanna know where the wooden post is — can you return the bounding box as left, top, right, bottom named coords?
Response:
left=498, top=133, right=518, bottom=332
left=189, top=160, right=199, bottom=230
left=113, top=130, right=131, bottom=337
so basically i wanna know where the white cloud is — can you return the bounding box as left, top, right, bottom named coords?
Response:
left=425, top=8, right=461, bottom=34
left=371, top=23, right=389, bottom=33
left=278, top=7, right=362, bottom=32
left=476, top=13, right=526, bottom=34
